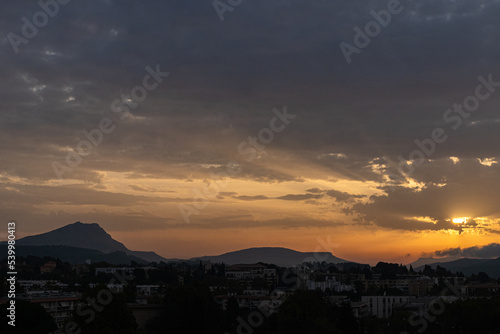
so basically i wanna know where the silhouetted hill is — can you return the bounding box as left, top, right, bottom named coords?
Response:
left=416, top=257, right=500, bottom=277
left=189, top=247, right=353, bottom=267
left=14, top=222, right=127, bottom=253
left=1, top=222, right=168, bottom=263
left=409, top=256, right=462, bottom=268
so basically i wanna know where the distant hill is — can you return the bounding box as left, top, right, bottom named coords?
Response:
left=409, top=256, right=463, bottom=268
left=0, top=222, right=168, bottom=264
left=415, top=257, right=500, bottom=278
left=0, top=245, right=148, bottom=265
left=189, top=247, right=353, bottom=267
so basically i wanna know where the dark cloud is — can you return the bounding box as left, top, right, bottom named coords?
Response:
left=234, top=195, right=270, bottom=201
left=0, top=182, right=182, bottom=207
left=184, top=214, right=348, bottom=230
left=276, top=194, right=324, bottom=201
left=434, top=243, right=500, bottom=258
left=325, top=190, right=366, bottom=202
left=305, top=188, right=366, bottom=202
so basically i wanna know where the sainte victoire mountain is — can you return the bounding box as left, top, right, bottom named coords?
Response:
left=0, top=221, right=167, bottom=264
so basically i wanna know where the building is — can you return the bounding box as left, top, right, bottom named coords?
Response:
left=225, top=264, right=277, bottom=286
left=95, top=267, right=136, bottom=276
left=365, top=279, right=410, bottom=293
left=214, top=294, right=283, bottom=314
left=461, top=283, right=500, bottom=296
left=40, top=261, right=57, bottom=274
left=408, top=279, right=434, bottom=297
left=19, top=280, right=51, bottom=290
left=361, top=296, right=410, bottom=318
left=23, top=293, right=79, bottom=333
left=136, top=285, right=160, bottom=296
left=129, top=304, right=162, bottom=330
left=94, top=266, right=158, bottom=277
left=351, top=301, right=370, bottom=318
left=72, top=263, right=91, bottom=275
left=306, top=276, right=355, bottom=292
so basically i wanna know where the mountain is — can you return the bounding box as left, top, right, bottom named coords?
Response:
left=14, top=222, right=127, bottom=253
left=1, top=222, right=168, bottom=264
left=189, top=247, right=354, bottom=267
left=409, top=256, right=463, bottom=268
left=415, top=257, right=500, bottom=278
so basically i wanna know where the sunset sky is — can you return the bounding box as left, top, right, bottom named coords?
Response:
left=2, top=0, right=500, bottom=265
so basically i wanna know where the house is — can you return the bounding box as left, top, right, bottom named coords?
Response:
left=214, top=294, right=283, bottom=314
left=23, top=293, right=79, bottom=332
left=361, top=296, right=410, bottom=318
left=40, top=261, right=57, bottom=274
left=351, top=301, right=370, bottom=318
left=461, top=283, right=500, bottom=296
left=225, top=264, right=277, bottom=286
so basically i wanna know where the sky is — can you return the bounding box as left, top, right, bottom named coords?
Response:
left=1, top=0, right=500, bottom=265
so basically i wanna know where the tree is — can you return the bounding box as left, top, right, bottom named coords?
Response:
left=434, top=297, right=500, bottom=333
left=422, top=264, right=435, bottom=277
left=146, top=284, right=224, bottom=334
left=477, top=271, right=490, bottom=283
left=224, top=297, right=240, bottom=331
left=277, top=290, right=339, bottom=334
left=69, top=285, right=138, bottom=334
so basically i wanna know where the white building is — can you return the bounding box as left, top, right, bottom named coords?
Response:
left=136, top=285, right=160, bottom=295
left=361, top=295, right=409, bottom=318
left=225, top=264, right=277, bottom=286
left=95, top=267, right=136, bottom=276
left=306, top=276, right=355, bottom=292
left=21, top=293, right=79, bottom=333
left=94, top=266, right=158, bottom=276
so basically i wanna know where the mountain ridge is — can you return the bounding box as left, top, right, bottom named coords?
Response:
left=1, top=221, right=168, bottom=263
left=189, top=246, right=353, bottom=267
left=415, top=257, right=500, bottom=277
left=6, top=222, right=498, bottom=276
left=409, top=256, right=463, bottom=268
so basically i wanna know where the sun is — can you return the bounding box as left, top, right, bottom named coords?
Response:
left=452, top=217, right=469, bottom=224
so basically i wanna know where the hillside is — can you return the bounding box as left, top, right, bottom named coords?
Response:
left=416, top=257, right=500, bottom=277
left=190, top=247, right=353, bottom=267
